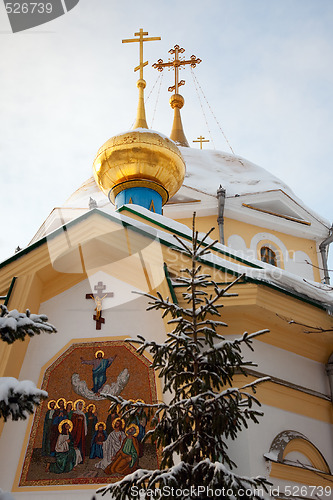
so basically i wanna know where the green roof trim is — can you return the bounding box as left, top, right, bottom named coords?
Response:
left=0, top=208, right=328, bottom=313
left=118, top=205, right=263, bottom=269
left=163, top=263, right=179, bottom=306
left=4, top=276, right=17, bottom=306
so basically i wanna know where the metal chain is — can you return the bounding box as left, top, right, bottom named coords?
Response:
left=130, top=73, right=162, bottom=129
left=151, top=72, right=163, bottom=129
left=191, top=69, right=235, bottom=155
left=145, top=72, right=162, bottom=104
left=190, top=68, right=215, bottom=149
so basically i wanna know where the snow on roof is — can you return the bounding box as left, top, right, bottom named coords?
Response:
left=63, top=145, right=329, bottom=226
left=4, top=203, right=333, bottom=309
left=179, top=147, right=294, bottom=198
left=64, top=146, right=294, bottom=208
left=116, top=204, right=333, bottom=310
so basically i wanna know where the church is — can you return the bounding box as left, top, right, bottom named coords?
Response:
left=0, top=29, right=332, bottom=499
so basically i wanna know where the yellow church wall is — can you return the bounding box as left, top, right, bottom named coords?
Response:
left=270, top=461, right=333, bottom=488
left=175, top=214, right=220, bottom=242
left=173, top=274, right=333, bottom=363
left=233, top=374, right=333, bottom=423
left=0, top=273, right=44, bottom=437
left=0, top=273, right=44, bottom=379
left=175, top=215, right=322, bottom=282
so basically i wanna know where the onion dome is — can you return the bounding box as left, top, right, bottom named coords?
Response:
left=92, top=129, right=186, bottom=212
left=92, top=29, right=185, bottom=214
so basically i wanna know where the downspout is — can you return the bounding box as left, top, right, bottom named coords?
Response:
left=319, top=225, right=333, bottom=285
left=217, top=185, right=226, bottom=245
left=326, top=353, right=333, bottom=403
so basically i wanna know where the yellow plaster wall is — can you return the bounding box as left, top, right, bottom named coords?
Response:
left=176, top=215, right=321, bottom=282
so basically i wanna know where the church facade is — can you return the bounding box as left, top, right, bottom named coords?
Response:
left=0, top=31, right=332, bottom=499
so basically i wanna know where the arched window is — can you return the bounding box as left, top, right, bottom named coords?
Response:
left=260, top=246, right=277, bottom=266
left=264, top=430, right=330, bottom=474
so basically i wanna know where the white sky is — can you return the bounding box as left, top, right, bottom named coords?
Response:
left=0, top=0, right=332, bottom=273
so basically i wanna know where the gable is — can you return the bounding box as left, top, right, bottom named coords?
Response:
left=242, top=198, right=310, bottom=224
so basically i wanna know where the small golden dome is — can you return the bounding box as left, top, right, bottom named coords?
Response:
left=92, top=129, right=186, bottom=205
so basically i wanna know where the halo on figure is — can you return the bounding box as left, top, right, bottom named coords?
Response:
left=66, top=400, right=74, bottom=409
left=136, top=398, right=145, bottom=404
left=47, top=399, right=57, bottom=410
left=112, top=417, right=125, bottom=430
left=95, top=421, right=106, bottom=431
left=87, top=403, right=96, bottom=413
left=74, top=399, right=85, bottom=410
left=56, top=397, right=66, bottom=409
left=58, top=419, right=73, bottom=434
left=95, top=350, right=104, bottom=358
left=125, top=423, right=139, bottom=437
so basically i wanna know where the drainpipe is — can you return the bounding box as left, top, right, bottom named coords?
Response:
left=217, top=185, right=226, bottom=245
left=326, top=353, right=333, bottom=403
left=319, top=225, right=333, bottom=285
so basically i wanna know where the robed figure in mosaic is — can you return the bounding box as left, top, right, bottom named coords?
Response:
left=80, top=350, right=117, bottom=393
left=47, top=420, right=77, bottom=474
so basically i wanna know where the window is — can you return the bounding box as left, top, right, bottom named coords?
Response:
left=260, top=246, right=277, bottom=266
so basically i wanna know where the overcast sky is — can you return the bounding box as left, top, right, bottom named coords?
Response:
left=0, top=0, right=332, bottom=273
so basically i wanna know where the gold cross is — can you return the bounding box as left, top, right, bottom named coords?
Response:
left=193, top=136, right=210, bottom=149
left=122, top=28, right=161, bottom=80
left=153, top=44, right=201, bottom=94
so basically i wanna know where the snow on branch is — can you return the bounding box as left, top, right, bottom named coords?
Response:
left=96, top=214, right=270, bottom=500
left=0, top=305, right=57, bottom=344
left=0, top=377, right=47, bottom=422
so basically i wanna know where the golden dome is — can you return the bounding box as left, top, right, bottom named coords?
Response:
left=92, top=129, right=186, bottom=205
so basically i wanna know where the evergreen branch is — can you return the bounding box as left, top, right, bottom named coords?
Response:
left=0, top=378, right=47, bottom=422
left=100, top=215, right=270, bottom=500
left=173, top=234, right=193, bottom=254
left=0, top=305, right=56, bottom=344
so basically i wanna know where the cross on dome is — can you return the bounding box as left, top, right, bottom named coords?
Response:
left=153, top=44, right=202, bottom=147
left=122, top=28, right=161, bottom=80
left=193, top=135, right=210, bottom=149
left=153, top=44, right=201, bottom=95
left=122, top=28, right=161, bottom=129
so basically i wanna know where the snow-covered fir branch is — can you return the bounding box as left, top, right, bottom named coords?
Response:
left=0, top=305, right=56, bottom=344
left=0, top=377, right=47, bottom=422
left=98, top=459, right=270, bottom=500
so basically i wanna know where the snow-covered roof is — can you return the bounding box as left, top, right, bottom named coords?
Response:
left=63, top=147, right=294, bottom=208
left=180, top=147, right=294, bottom=198
left=61, top=146, right=329, bottom=227
left=4, top=204, right=333, bottom=310
left=117, top=204, right=333, bottom=311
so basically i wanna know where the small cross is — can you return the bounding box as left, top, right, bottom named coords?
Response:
left=153, top=44, right=201, bottom=94
left=193, top=136, right=210, bottom=149
left=122, top=28, right=161, bottom=80
left=85, top=281, right=114, bottom=330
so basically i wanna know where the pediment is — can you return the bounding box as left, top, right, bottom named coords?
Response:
left=242, top=197, right=309, bottom=224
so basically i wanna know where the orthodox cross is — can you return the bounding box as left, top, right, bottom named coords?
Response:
left=85, top=281, right=114, bottom=330
left=122, top=28, right=161, bottom=80
left=193, top=136, right=210, bottom=149
left=153, top=44, right=201, bottom=94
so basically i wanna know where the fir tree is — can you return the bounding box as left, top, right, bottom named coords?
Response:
left=98, top=216, right=271, bottom=500
left=0, top=304, right=56, bottom=422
